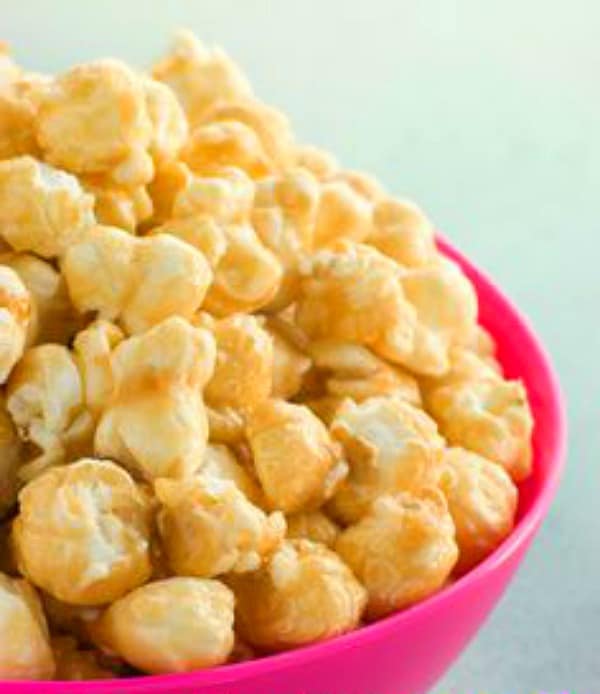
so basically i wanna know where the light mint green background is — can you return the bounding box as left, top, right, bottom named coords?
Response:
left=4, top=2, right=598, bottom=692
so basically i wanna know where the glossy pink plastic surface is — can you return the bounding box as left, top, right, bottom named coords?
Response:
left=2, top=237, right=566, bottom=694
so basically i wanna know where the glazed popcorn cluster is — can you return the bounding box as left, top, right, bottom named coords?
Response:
left=0, top=32, right=534, bottom=681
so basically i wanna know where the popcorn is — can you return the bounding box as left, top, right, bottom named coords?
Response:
left=143, top=77, right=188, bottom=164
left=51, top=636, right=113, bottom=680
left=156, top=475, right=285, bottom=577
left=94, top=317, right=216, bottom=480
left=34, top=60, right=153, bottom=185
left=0, top=264, right=31, bottom=382
left=285, top=511, right=340, bottom=548
left=12, top=459, right=152, bottom=605
left=294, top=144, right=339, bottom=180
left=90, top=577, right=235, bottom=674
left=152, top=30, right=252, bottom=127
left=228, top=539, right=366, bottom=651
left=296, top=241, right=417, bottom=363
left=0, top=90, right=38, bottom=161
left=202, top=443, right=264, bottom=506
left=146, top=159, right=191, bottom=224
left=332, top=170, right=384, bottom=202
left=265, top=316, right=312, bottom=400
left=207, top=405, right=246, bottom=445
left=336, top=490, right=458, bottom=619
left=6, top=344, right=94, bottom=479
left=0, top=573, right=55, bottom=680
left=438, top=447, right=517, bottom=574
left=246, top=399, right=348, bottom=513
left=313, top=181, right=373, bottom=248
left=0, top=394, right=23, bottom=518
left=328, top=397, right=444, bottom=524
left=0, top=156, right=95, bottom=258
left=82, top=177, right=153, bottom=232
left=62, top=225, right=212, bottom=334
left=149, top=214, right=227, bottom=268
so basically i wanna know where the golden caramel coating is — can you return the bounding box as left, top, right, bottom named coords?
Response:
left=265, top=317, right=312, bottom=400
left=156, top=475, right=285, bottom=577
left=173, top=165, right=254, bottom=224
left=95, top=317, right=216, bottom=480
left=152, top=30, right=252, bottom=127
left=294, top=144, right=339, bottom=180
left=83, top=177, right=153, bottom=232
left=395, top=259, right=478, bottom=376
left=62, top=225, right=212, bottom=334
left=143, top=76, right=188, bottom=164
left=228, top=539, right=366, bottom=651
left=308, top=339, right=421, bottom=406
left=51, top=636, right=113, bottom=680
left=202, top=312, right=273, bottom=412
left=13, top=459, right=152, bottom=605
left=0, top=264, right=31, bottom=383
left=336, top=490, right=458, bottom=619
left=34, top=60, right=153, bottom=184
left=332, top=170, right=385, bottom=202
left=72, top=320, right=124, bottom=417
left=246, top=399, right=347, bottom=513
left=368, top=198, right=437, bottom=268
left=426, top=374, right=533, bottom=481
left=207, top=405, right=246, bottom=445
left=0, top=574, right=55, bottom=679
left=0, top=394, right=23, bottom=518
left=303, top=395, right=349, bottom=427
left=438, top=447, right=517, bottom=574
left=203, top=223, right=283, bottom=316
left=0, top=156, right=95, bottom=258
left=285, top=511, right=340, bottom=549
left=313, top=181, right=373, bottom=248
left=150, top=214, right=226, bottom=269
left=183, top=120, right=275, bottom=178
left=252, top=168, right=320, bottom=309
left=201, top=98, right=293, bottom=171
left=296, top=241, right=417, bottom=363
left=6, top=344, right=94, bottom=480
left=90, top=577, right=235, bottom=674
left=202, top=443, right=263, bottom=506
left=328, top=397, right=444, bottom=524
left=1, top=252, right=82, bottom=346
left=0, top=90, right=38, bottom=160
left=146, top=158, right=191, bottom=225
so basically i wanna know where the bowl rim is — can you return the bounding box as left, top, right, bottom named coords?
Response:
left=1, top=236, right=567, bottom=692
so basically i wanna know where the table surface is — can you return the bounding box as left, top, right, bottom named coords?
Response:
left=3, top=2, right=598, bottom=692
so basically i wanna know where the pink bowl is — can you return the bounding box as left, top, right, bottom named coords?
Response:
left=2, top=236, right=566, bottom=694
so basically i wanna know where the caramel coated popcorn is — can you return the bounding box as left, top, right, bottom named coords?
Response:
left=0, top=30, right=534, bottom=680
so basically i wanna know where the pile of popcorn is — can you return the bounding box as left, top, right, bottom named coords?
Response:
left=0, top=31, right=534, bottom=680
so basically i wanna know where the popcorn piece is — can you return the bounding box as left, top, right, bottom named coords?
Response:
left=183, top=120, right=275, bottom=178
left=285, top=511, right=340, bottom=549
left=13, top=459, right=150, bottom=607
left=296, top=241, right=417, bottom=363
left=72, top=320, right=124, bottom=417
left=150, top=214, right=227, bottom=269
left=202, top=313, right=273, bottom=411
left=394, top=259, right=478, bottom=376
left=201, top=98, right=293, bottom=171
left=143, top=77, right=188, bottom=164
left=336, top=490, right=458, bottom=619
left=146, top=159, right=191, bottom=225
left=332, top=170, right=384, bottom=202
left=152, top=30, right=252, bottom=126
left=173, top=165, right=254, bottom=223
left=90, top=577, right=235, bottom=674
left=0, top=264, right=31, bottom=382
left=0, top=90, right=38, bottom=160
left=368, top=198, right=437, bottom=268
left=35, top=60, right=153, bottom=185
left=0, top=394, right=23, bottom=518
left=6, top=344, right=94, bottom=480
left=265, top=316, right=312, bottom=400
left=156, top=475, right=285, bottom=577
left=83, top=177, right=153, bottom=232
left=207, top=405, right=246, bottom=445
left=313, top=181, right=373, bottom=248
left=308, top=339, right=421, bottom=406
left=328, top=397, right=444, bottom=524
left=294, top=144, right=339, bottom=180
left=438, top=447, right=517, bottom=574
left=95, top=317, right=216, bottom=480
left=1, top=252, right=82, bottom=346
left=303, top=395, right=349, bottom=427
left=0, top=156, right=95, bottom=258
left=202, top=223, right=283, bottom=316
left=62, top=225, right=212, bottom=334
left=51, top=636, right=113, bottom=680
left=252, top=168, right=320, bottom=309
left=425, top=366, right=533, bottom=482
left=0, top=573, right=55, bottom=680
left=202, top=443, right=264, bottom=506
left=246, top=399, right=347, bottom=513
left=228, top=539, right=366, bottom=651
